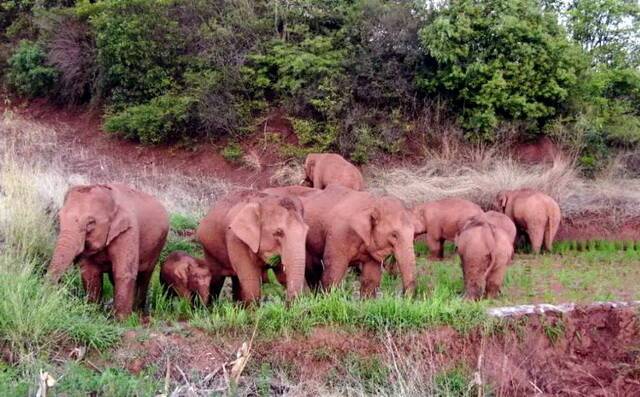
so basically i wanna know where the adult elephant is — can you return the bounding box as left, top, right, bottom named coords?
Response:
left=303, top=153, right=364, bottom=190
left=413, top=198, right=483, bottom=259
left=196, top=191, right=308, bottom=303
left=494, top=189, right=561, bottom=254
left=299, top=185, right=416, bottom=297
left=47, top=184, right=169, bottom=320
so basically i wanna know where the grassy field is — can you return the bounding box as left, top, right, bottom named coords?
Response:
left=1, top=110, right=640, bottom=395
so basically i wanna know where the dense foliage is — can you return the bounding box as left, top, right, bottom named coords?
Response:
left=1, top=0, right=639, bottom=170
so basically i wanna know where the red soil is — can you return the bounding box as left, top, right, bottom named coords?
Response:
left=92, top=306, right=639, bottom=395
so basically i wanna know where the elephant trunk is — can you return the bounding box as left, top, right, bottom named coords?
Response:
left=48, top=228, right=85, bottom=283
left=196, top=283, right=211, bottom=306
left=395, top=241, right=416, bottom=296
left=282, top=237, right=307, bottom=300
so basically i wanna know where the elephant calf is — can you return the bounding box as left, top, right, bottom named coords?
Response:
left=303, top=153, right=364, bottom=190
left=413, top=198, right=483, bottom=259
left=455, top=214, right=513, bottom=300
left=494, top=189, right=561, bottom=253
left=47, top=184, right=169, bottom=320
left=196, top=190, right=308, bottom=303
left=160, top=251, right=212, bottom=305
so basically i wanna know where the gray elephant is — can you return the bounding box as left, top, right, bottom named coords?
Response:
left=47, top=184, right=169, bottom=320
left=494, top=189, right=561, bottom=253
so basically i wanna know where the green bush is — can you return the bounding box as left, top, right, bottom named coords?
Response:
left=7, top=41, right=58, bottom=97
left=87, top=0, right=183, bottom=107
left=104, top=94, right=195, bottom=145
left=419, top=0, right=581, bottom=140
left=221, top=142, right=244, bottom=163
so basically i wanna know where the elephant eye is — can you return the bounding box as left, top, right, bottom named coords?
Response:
left=391, top=231, right=399, bottom=240
left=274, top=228, right=284, bottom=238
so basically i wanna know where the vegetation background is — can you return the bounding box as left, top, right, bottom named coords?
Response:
left=1, top=0, right=639, bottom=174
left=2, top=1, right=640, bottom=395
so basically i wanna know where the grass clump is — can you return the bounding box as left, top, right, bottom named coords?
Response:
left=169, top=213, right=198, bottom=232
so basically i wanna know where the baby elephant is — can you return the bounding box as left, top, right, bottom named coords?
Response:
left=160, top=251, right=212, bottom=305
left=303, top=153, right=364, bottom=190
left=455, top=215, right=514, bottom=300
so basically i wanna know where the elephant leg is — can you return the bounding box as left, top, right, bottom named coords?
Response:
left=79, top=258, right=102, bottom=303
left=107, top=232, right=139, bottom=320
left=134, top=270, right=153, bottom=313
left=235, top=265, right=261, bottom=303
left=527, top=222, right=545, bottom=254
left=461, top=256, right=486, bottom=300
left=485, top=264, right=507, bottom=299
left=360, top=260, right=382, bottom=298
left=426, top=234, right=443, bottom=260
left=321, top=247, right=350, bottom=291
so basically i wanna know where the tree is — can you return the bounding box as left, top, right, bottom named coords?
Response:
left=567, top=0, right=640, bottom=67
left=419, top=0, right=582, bottom=140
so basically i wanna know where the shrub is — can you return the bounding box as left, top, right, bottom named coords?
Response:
left=221, top=142, right=244, bottom=163
left=88, top=0, right=183, bottom=107
left=419, top=0, right=581, bottom=140
left=44, top=13, right=97, bottom=103
left=7, top=40, right=58, bottom=97
left=104, top=94, right=196, bottom=145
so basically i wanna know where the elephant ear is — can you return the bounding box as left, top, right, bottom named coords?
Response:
left=229, top=202, right=261, bottom=254
left=106, top=206, right=132, bottom=245
left=304, top=156, right=316, bottom=179
left=350, top=207, right=379, bottom=247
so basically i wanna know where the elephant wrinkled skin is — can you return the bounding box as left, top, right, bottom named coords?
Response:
left=196, top=191, right=308, bottom=303
left=160, top=251, right=212, bottom=305
left=299, top=185, right=416, bottom=297
left=495, top=189, right=561, bottom=253
left=413, top=198, right=483, bottom=259
left=455, top=214, right=513, bottom=300
left=47, top=184, right=169, bottom=320
left=303, top=153, right=364, bottom=190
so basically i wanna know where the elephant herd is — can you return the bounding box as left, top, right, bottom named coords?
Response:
left=46, top=153, right=561, bottom=320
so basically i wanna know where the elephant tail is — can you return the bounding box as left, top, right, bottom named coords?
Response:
left=483, top=223, right=499, bottom=280
left=544, top=203, right=560, bottom=252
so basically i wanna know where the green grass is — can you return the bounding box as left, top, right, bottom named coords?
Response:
left=168, top=213, right=198, bottom=232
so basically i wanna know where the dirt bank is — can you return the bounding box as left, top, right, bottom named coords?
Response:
left=89, top=305, right=639, bottom=395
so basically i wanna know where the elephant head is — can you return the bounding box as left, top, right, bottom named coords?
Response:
left=162, top=252, right=212, bottom=305
left=47, top=185, right=131, bottom=283
left=229, top=195, right=309, bottom=300
left=351, top=196, right=416, bottom=295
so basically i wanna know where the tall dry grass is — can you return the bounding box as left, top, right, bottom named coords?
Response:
left=367, top=145, right=640, bottom=222
left=0, top=109, right=232, bottom=216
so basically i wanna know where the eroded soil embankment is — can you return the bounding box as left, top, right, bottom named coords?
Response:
left=101, top=306, right=640, bottom=395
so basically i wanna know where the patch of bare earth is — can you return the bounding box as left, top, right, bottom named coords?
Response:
left=90, top=307, right=639, bottom=396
